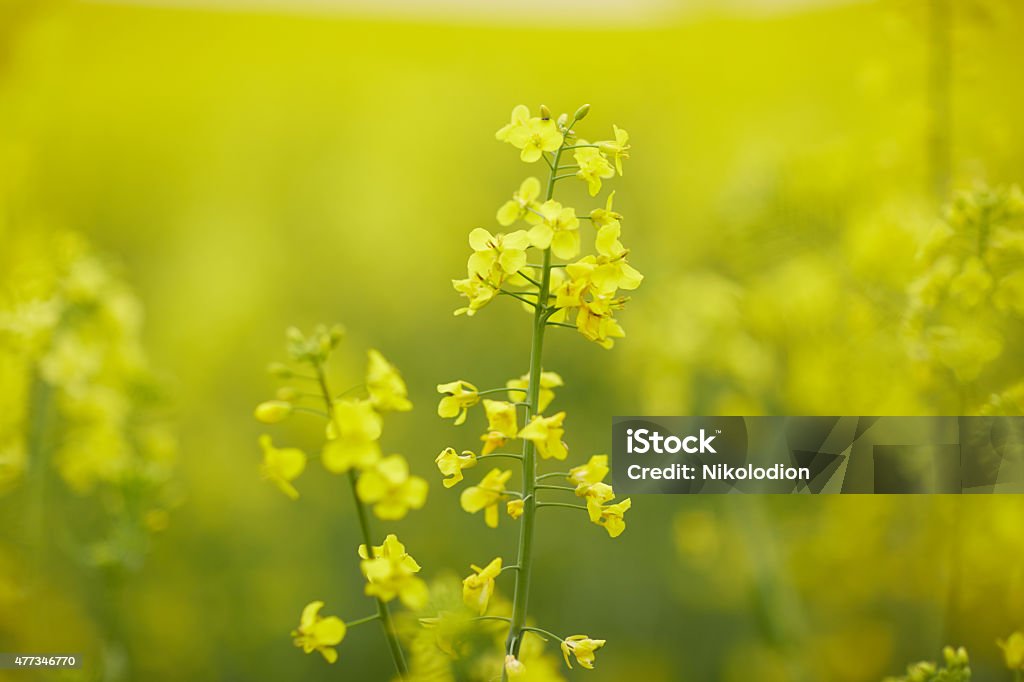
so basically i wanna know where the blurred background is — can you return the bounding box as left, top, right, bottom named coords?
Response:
left=1, top=0, right=1023, bottom=679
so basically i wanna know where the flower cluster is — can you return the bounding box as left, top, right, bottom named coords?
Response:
left=453, top=104, right=642, bottom=350
left=903, top=185, right=1024, bottom=411
left=257, top=325, right=427, bottom=673
left=883, top=646, right=970, bottom=682
left=435, top=378, right=629, bottom=541
left=255, top=325, right=426, bottom=517
left=0, top=230, right=178, bottom=569
left=429, top=103, right=638, bottom=678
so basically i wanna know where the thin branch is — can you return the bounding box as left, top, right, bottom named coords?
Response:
left=346, top=613, right=381, bottom=628
left=522, top=625, right=564, bottom=642
left=292, top=406, right=329, bottom=418
left=477, top=453, right=524, bottom=462
left=537, top=502, right=587, bottom=512
left=498, top=290, right=539, bottom=308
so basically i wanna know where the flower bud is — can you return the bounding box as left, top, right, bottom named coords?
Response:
left=539, top=104, right=551, bottom=120
left=318, top=334, right=332, bottom=358
left=285, top=326, right=305, bottom=345
left=942, top=645, right=968, bottom=667
left=276, top=386, right=300, bottom=401
left=504, top=655, right=526, bottom=678
left=255, top=400, right=293, bottom=424
left=267, top=362, right=293, bottom=378
left=557, top=113, right=569, bottom=129
left=573, top=103, right=591, bottom=121
left=328, top=324, right=345, bottom=347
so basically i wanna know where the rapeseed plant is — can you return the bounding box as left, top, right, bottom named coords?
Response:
left=256, top=325, right=426, bottom=676
left=0, top=230, right=178, bottom=676
left=432, top=103, right=641, bottom=679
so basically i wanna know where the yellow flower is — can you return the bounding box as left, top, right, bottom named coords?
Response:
left=590, top=191, right=622, bottom=229
left=580, top=482, right=616, bottom=522
left=576, top=297, right=626, bottom=350
left=527, top=200, right=580, bottom=260
left=452, top=274, right=497, bottom=316
left=506, top=370, right=563, bottom=412
left=998, top=632, right=1024, bottom=670
left=598, top=125, right=630, bottom=175
left=419, top=611, right=472, bottom=658
left=495, top=104, right=530, bottom=142
left=550, top=259, right=633, bottom=346
left=573, top=145, right=615, bottom=196
left=468, top=228, right=531, bottom=283
left=517, top=412, right=568, bottom=460
left=560, top=635, right=606, bottom=670
left=356, top=455, right=429, bottom=520
left=568, top=454, right=609, bottom=487
left=566, top=223, right=644, bottom=296
left=259, top=435, right=306, bottom=500
left=588, top=498, right=631, bottom=538
left=593, top=227, right=644, bottom=294
left=949, top=256, right=993, bottom=307
left=366, top=349, right=412, bottom=412
left=462, top=556, right=502, bottom=615
left=507, top=498, right=524, bottom=519
left=292, top=601, right=346, bottom=664
left=481, top=399, right=518, bottom=454
left=552, top=274, right=589, bottom=310
left=322, top=399, right=382, bottom=473
left=437, top=380, right=480, bottom=425
left=358, top=534, right=429, bottom=609
left=496, top=105, right=562, bottom=163
left=497, top=177, right=542, bottom=226
left=254, top=400, right=292, bottom=424
left=460, top=468, right=513, bottom=528
left=435, top=447, right=477, bottom=488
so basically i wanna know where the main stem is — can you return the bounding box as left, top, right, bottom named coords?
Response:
left=314, top=364, right=408, bottom=679
left=504, top=140, right=564, bottom=669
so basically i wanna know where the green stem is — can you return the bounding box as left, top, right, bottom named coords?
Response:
left=537, top=502, right=587, bottom=512
left=26, top=372, right=54, bottom=628
left=522, top=625, right=563, bottom=642
left=534, top=484, right=575, bottom=493
left=477, top=387, right=525, bottom=397
left=335, top=383, right=366, bottom=399
left=536, top=472, right=570, bottom=481
left=517, top=271, right=543, bottom=287
left=478, top=453, right=524, bottom=461
left=504, top=135, right=567, bottom=674
left=346, top=613, right=381, bottom=628
left=292, top=406, right=329, bottom=418
left=498, top=290, right=539, bottom=308
left=314, top=363, right=408, bottom=680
